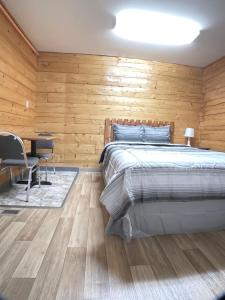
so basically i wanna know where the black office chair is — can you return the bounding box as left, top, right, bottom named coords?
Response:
left=0, top=132, right=40, bottom=202
left=36, top=132, right=55, bottom=182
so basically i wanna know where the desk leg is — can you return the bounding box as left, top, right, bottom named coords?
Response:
left=31, top=140, right=53, bottom=185
left=31, top=140, right=38, bottom=184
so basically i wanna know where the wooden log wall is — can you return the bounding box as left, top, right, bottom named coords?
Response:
left=200, top=57, right=225, bottom=151
left=37, top=52, right=203, bottom=166
left=0, top=10, right=37, bottom=136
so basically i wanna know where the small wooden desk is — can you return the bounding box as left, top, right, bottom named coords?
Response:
left=21, top=135, right=55, bottom=157
left=20, top=135, right=56, bottom=187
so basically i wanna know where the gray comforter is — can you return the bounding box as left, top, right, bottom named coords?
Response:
left=99, top=142, right=225, bottom=221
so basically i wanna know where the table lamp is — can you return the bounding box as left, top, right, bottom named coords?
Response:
left=184, top=128, right=194, bottom=146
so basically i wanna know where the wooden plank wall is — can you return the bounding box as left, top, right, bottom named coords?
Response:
left=37, top=52, right=203, bottom=167
left=0, top=10, right=37, bottom=136
left=200, top=57, right=225, bottom=151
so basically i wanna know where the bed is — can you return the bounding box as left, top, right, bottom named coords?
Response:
left=99, top=118, right=225, bottom=240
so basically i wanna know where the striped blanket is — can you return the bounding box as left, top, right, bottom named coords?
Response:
left=99, top=142, right=225, bottom=220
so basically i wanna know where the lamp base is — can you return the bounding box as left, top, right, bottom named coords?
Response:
left=186, top=137, right=191, bottom=147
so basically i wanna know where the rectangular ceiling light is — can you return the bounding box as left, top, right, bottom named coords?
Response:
left=113, top=9, right=201, bottom=46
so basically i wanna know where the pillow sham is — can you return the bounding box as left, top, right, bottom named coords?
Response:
left=112, top=124, right=144, bottom=141
left=143, top=125, right=170, bottom=143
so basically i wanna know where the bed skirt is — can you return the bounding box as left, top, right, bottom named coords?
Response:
left=105, top=199, right=225, bottom=240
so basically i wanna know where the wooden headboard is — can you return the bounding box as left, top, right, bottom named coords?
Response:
left=104, top=118, right=174, bottom=145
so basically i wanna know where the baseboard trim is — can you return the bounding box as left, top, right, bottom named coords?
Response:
left=40, top=166, right=79, bottom=172
left=79, top=167, right=102, bottom=172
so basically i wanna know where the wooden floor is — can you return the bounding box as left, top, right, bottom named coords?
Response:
left=0, top=172, right=225, bottom=300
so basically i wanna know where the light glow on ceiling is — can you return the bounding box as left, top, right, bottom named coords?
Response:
left=113, top=9, right=201, bottom=46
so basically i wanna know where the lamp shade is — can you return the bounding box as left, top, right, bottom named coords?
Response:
left=184, top=128, right=195, bottom=138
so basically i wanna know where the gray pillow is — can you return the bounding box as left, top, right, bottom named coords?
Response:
left=112, top=124, right=144, bottom=141
left=143, top=125, right=170, bottom=143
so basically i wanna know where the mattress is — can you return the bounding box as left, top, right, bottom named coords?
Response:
left=99, top=142, right=225, bottom=239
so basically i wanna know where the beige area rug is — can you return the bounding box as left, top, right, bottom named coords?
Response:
left=0, top=168, right=78, bottom=208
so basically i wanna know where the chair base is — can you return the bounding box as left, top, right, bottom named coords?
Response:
left=17, top=180, right=52, bottom=187
left=40, top=181, right=52, bottom=185
left=16, top=180, right=40, bottom=189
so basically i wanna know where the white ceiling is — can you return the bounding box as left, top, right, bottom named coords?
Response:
left=3, top=0, right=225, bottom=67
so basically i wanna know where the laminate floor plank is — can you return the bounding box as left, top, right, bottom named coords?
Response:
left=185, top=248, right=225, bottom=296
left=76, top=172, right=86, bottom=184
left=206, top=231, right=225, bottom=253
left=105, top=235, right=137, bottom=300
left=61, top=183, right=82, bottom=218
left=91, top=172, right=102, bottom=183
left=76, top=172, right=92, bottom=184
left=28, top=217, right=73, bottom=300
left=0, top=241, right=30, bottom=292
left=172, top=234, right=196, bottom=251
left=124, top=239, right=148, bottom=266
left=84, top=207, right=110, bottom=300
left=16, top=209, right=48, bottom=241
left=68, top=194, right=90, bottom=248
left=90, top=183, right=101, bottom=208
left=56, top=247, right=86, bottom=300
left=139, top=237, right=177, bottom=279
left=156, top=235, right=215, bottom=300
left=2, top=278, right=34, bottom=300
left=14, top=208, right=35, bottom=222
left=138, top=237, right=181, bottom=300
left=131, top=265, right=172, bottom=300
left=13, top=209, right=61, bottom=278
left=81, top=181, right=92, bottom=196
left=0, top=221, right=25, bottom=260
left=0, top=215, right=13, bottom=234
left=189, top=233, right=225, bottom=275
